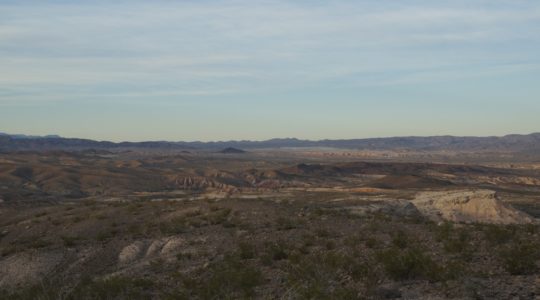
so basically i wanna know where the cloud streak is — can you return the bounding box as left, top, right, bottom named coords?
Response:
left=2, top=1, right=540, bottom=101
left=0, top=0, right=539, bottom=140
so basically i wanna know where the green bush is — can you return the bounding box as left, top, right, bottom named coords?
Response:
left=69, top=276, right=155, bottom=299
left=377, top=247, right=441, bottom=281
left=483, top=225, right=514, bottom=245
left=95, top=229, right=117, bottom=242
left=499, top=240, right=539, bottom=275
left=203, top=208, right=232, bottom=225
left=286, top=251, right=378, bottom=299
left=61, top=235, right=79, bottom=247
left=238, top=241, right=256, bottom=260
left=365, top=237, right=378, bottom=248
left=159, top=217, right=188, bottom=235
left=275, top=217, right=297, bottom=230
left=189, top=255, right=263, bottom=298
left=261, top=241, right=289, bottom=265
left=443, top=229, right=471, bottom=255
left=2, top=277, right=155, bottom=300
left=433, top=221, right=453, bottom=242
left=0, top=281, right=58, bottom=300
left=391, top=230, right=409, bottom=249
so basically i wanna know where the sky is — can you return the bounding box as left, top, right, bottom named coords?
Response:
left=1, top=0, right=539, bottom=142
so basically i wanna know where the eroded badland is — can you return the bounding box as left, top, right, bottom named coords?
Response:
left=0, top=148, right=539, bottom=299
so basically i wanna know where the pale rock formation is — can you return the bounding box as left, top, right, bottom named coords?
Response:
left=118, top=237, right=185, bottom=266
left=118, top=241, right=146, bottom=264
left=412, top=189, right=536, bottom=224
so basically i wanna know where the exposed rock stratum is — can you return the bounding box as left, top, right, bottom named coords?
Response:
left=412, top=189, right=536, bottom=224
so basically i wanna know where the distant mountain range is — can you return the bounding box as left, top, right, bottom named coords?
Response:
left=1, top=132, right=540, bottom=152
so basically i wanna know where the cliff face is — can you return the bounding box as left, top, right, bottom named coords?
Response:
left=413, top=190, right=536, bottom=224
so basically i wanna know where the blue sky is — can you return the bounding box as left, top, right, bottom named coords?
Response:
left=1, top=0, right=539, bottom=141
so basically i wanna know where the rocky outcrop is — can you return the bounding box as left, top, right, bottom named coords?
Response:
left=412, top=189, right=536, bottom=224
left=345, top=199, right=422, bottom=218
left=118, top=237, right=186, bottom=266
left=172, top=176, right=239, bottom=192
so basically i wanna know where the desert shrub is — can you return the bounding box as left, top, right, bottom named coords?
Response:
left=261, top=241, right=289, bottom=265
left=94, top=213, right=108, bottom=220
left=391, top=230, right=409, bottom=249
left=159, top=217, right=188, bottom=235
left=82, top=199, right=98, bottom=207
left=128, top=223, right=145, bottom=236
left=95, top=229, right=117, bottom=242
left=61, top=235, right=79, bottom=247
left=365, top=237, right=378, bottom=249
left=302, top=234, right=316, bottom=248
left=315, top=228, right=330, bottom=238
left=286, top=251, right=378, bottom=299
left=221, top=216, right=240, bottom=228
left=1, top=245, right=18, bottom=257
left=433, top=221, right=453, bottom=242
left=325, top=240, right=336, bottom=250
left=203, top=208, right=232, bottom=225
left=443, top=229, right=472, bottom=257
left=482, top=225, right=514, bottom=245
left=238, top=241, right=256, bottom=260
left=343, top=235, right=362, bottom=248
left=376, top=247, right=441, bottom=281
left=184, top=209, right=202, bottom=218
left=34, top=212, right=48, bottom=218
left=0, top=280, right=59, bottom=300
left=208, top=205, right=221, bottom=212
left=275, top=217, right=297, bottom=230
left=187, top=255, right=263, bottom=299
left=176, top=252, right=193, bottom=261
left=499, top=240, right=539, bottom=275
left=29, top=238, right=51, bottom=249
left=442, top=261, right=467, bottom=280
left=71, top=216, right=84, bottom=223
left=69, top=276, right=155, bottom=299
left=523, top=223, right=538, bottom=235
left=51, top=218, right=64, bottom=226
left=0, top=276, right=156, bottom=300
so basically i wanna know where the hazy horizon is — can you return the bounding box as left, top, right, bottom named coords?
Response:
left=2, top=130, right=539, bottom=144
left=1, top=0, right=539, bottom=141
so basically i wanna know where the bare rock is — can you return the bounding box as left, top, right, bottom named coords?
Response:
left=118, top=241, right=146, bottom=264
left=412, top=189, right=536, bottom=224
left=160, top=237, right=185, bottom=256
left=146, top=240, right=166, bottom=257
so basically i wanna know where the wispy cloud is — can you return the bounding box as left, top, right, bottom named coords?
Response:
left=2, top=0, right=539, bottom=104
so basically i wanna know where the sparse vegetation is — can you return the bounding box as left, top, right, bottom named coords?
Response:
left=482, top=224, right=515, bottom=245
left=185, top=254, right=263, bottom=299
left=499, top=240, right=539, bottom=275
left=376, top=246, right=441, bottom=281
left=61, top=235, right=79, bottom=247
left=0, top=151, right=539, bottom=299
left=238, top=241, right=256, bottom=260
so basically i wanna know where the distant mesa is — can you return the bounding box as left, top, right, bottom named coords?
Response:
left=218, top=147, right=246, bottom=154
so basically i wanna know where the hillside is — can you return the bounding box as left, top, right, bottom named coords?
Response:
left=1, top=132, right=540, bottom=152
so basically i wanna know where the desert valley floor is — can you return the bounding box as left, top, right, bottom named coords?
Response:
left=0, top=149, right=539, bottom=299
